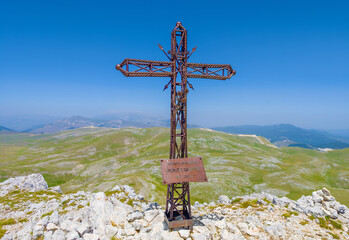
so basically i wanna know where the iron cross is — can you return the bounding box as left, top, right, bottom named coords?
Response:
left=115, top=22, right=236, bottom=229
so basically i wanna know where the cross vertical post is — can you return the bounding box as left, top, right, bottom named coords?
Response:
left=115, top=21, right=236, bottom=230
left=166, top=22, right=191, bottom=226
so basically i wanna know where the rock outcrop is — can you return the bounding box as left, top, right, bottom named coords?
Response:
left=0, top=174, right=48, bottom=197
left=0, top=174, right=348, bottom=239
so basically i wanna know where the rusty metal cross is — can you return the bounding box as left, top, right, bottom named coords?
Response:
left=115, top=22, right=236, bottom=229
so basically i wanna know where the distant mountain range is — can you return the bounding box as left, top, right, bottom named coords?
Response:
left=1, top=114, right=349, bottom=150
left=0, top=114, right=60, bottom=132
left=213, top=124, right=349, bottom=149
left=0, top=126, right=16, bottom=134
left=23, top=115, right=200, bottom=134
left=325, top=129, right=349, bottom=139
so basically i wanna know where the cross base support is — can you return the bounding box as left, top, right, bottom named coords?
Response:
left=165, top=210, right=193, bottom=230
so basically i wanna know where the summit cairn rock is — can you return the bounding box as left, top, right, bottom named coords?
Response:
left=322, top=187, right=331, bottom=196
left=1, top=174, right=349, bottom=240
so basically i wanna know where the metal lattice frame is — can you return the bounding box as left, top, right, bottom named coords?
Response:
left=115, top=21, right=236, bottom=227
left=167, top=23, right=190, bottom=222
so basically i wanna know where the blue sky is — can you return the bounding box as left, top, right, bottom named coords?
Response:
left=1, top=0, right=348, bottom=129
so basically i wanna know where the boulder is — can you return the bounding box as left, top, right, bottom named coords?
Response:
left=0, top=173, right=48, bottom=196
left=264, top=223, right=285, bottom=238
left=49, top=186, right=63, bottom=194
left=127, top=211, right=143, bottom=222
left=46, top=222, right=59, bottom=231
left=124, top=226, right=136, bottom=236
left=338, top=205, right=347, bottom=214
left=83, top=233, right=99, bottom=240
left=179, top=229, right=190, bottom=238
left=60, top=220, right=78, bottom=232
left=76, top=222, right=93, bottom=236
left=323, top=195, right=335, bottom=201
left=111, top=185, right=121, bottom=191
left=322, top=188, right=331, bottom=196
left=132, top=221, right=142, bottom=231
left=66, top=231, right=80, bottom=240
left=49, top=210, right=60, bottom=225
left=52, top=229, right=66, bottom=240
left=218, top=195, right=231, bottom=204
left=312, top=191, right=323, bottom=203
left=121, top=185, right=135, bottom=194
left=144, top=210, right=160, bottom=224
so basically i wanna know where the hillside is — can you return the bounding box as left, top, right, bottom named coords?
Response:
left=213, top=124, right=349, bottom=149
left=0, top=127, right=348, bottom=207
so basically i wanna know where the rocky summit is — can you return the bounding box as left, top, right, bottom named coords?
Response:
left=0, top=174, right=349, bottom=240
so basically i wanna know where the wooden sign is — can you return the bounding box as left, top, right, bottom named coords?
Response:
left=160, top=157, right=208, bottom=185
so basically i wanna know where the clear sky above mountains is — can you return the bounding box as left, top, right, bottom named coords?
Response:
left=1, top=0, right=348, bottom=129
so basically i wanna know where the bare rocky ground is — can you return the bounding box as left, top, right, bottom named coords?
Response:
left=0, top=174, right=349, bottom=240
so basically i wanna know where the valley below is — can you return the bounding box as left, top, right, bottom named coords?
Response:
left=0, top=127, right=348, bottom=206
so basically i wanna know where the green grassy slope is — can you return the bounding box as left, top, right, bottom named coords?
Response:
left=0, top=127, right=348, bottom=205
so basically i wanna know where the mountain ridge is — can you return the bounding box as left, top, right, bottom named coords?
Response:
left=213, top=124, right=349, bottom=149
left=0, top=126, right=16, bottom=134
left=2, top=114, right=348, bottom=150
left=23, top=115, right=200, bottom=134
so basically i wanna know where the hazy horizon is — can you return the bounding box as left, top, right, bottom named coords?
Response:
left=0, top=112, right=348, bottom=132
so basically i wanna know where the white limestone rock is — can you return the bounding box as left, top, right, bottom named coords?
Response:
left=144, top=209, right=160, bottom=224
left=49, top=186, right=63, bottom=194
left=127, top=211, right=143, bottom=222
left=111, top=185, right=121, bottom=191
left=2, top=174, right=349, bottom=240
left=312, top=191, right=323, bottom=203
left=263, top=223, right=285, bottom=238
left=49, top=210, right=60, bottom=225
left=76, top=222, right=93, bottom=236
left=323, top=195, right=335, bottom=201
left=160, top=230, right=182, bottom=240
left=237, top=222, right=248, bottom=233
left=322, top=187, right=331, bottom=196
left=43, top=231, right=53, bottom=240
left=0, top=173, right=48, bottom=196
left=16, top=222, right=34, bottom=240
left=32, top=216, right=49, bottom=239
left=52, top=229, right=66, bottom=240
left=178, top=229, right=190, bottom=238
left=218, top=195, right=231, bottom=204
left=192, top=232, right=211, bottom=240
left=105, top=225, right=118, bottom=238
left=60, top=220, right=78, bottom=232
left=124, top=226, right=136, bottom=236
left=215, top=219, right=226, bottom=229
left=132, top=221, right=143, bottom=231
left=121, top=185, right=136, bottom=194
left=46, top=222, right=59, bottom=231
left=83, top=233, right=99, bottom=240
left=66, top=231, right=80, bottom=240
left=226, top=222, right=241, bottom=235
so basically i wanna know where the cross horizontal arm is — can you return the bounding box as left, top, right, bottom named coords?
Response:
left=115, top=58, right=174, bottom=78
left=186, top=63, right=236, bottom=80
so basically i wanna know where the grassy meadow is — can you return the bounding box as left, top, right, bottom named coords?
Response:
left=0, top=127, right=348, bottom=206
